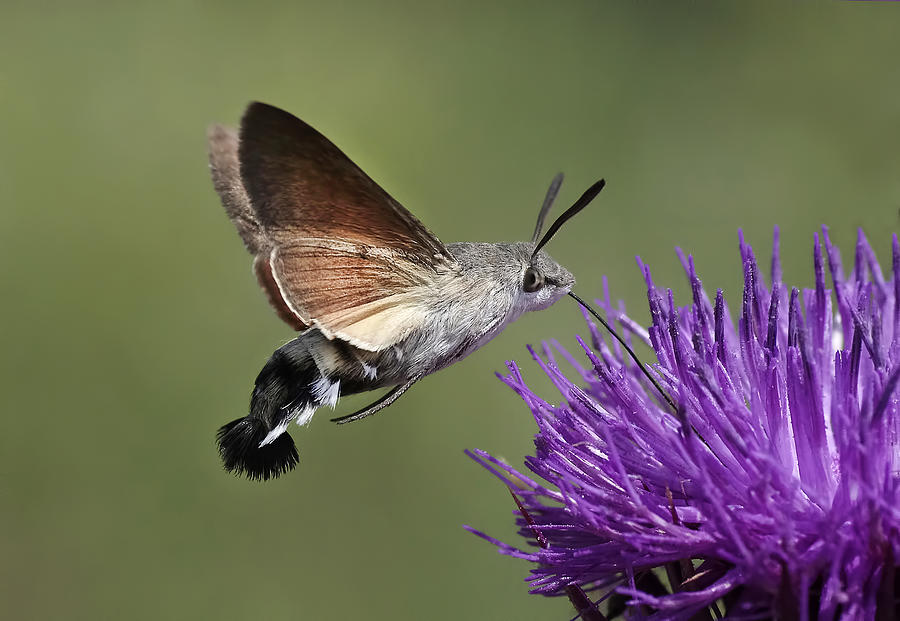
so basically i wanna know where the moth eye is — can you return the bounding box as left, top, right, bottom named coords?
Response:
left=523, top=266, right=544, bottom=293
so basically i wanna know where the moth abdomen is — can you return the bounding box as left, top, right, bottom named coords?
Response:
left=216, top=417, right=299, bottom=481
left=216, top=334, right=367, bottom=480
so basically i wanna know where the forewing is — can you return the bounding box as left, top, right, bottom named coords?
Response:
left=236, top=102, right=456, bottom=349
left=270, top=239, right=437, bottom=351
left=238, top=102, right=452, bottom=263
left=208, top=124, right=310, bottom=330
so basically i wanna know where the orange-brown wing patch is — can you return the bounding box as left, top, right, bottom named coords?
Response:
left=223, top=102, right=459, bottom=347
left=270, top=239, right=438, bottom=351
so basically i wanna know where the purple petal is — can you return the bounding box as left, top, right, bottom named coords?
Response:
left=468, top=230, right=900, bottom=619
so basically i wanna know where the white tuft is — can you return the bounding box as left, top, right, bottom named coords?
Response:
left=294, top=404, right=317, bottom=427
left=360, top=362, right=378, bottom=380
left=259, top=418, right=291, bottom=447
left=311, top=377, right=341, bottom=409
left=258, top=404, right=319, bottom=446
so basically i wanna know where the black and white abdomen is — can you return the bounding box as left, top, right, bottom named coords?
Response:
left=215, top=331, right=392, bottom=480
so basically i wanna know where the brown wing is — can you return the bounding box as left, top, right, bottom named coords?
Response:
left=238, top=102, right=452, bottom=263
left=208, top=124, right=308, bottom=330
left=236, top=102, right=457, bottom=350
left=253, top=256, right=308, bottom=332
left=270, top=239, right=436, bottom=351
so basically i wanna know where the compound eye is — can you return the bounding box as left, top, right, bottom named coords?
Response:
left=523, top=266, right=544, bottom=293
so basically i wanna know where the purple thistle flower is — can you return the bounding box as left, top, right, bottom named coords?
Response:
left=467, top=228, right=900, bottom=620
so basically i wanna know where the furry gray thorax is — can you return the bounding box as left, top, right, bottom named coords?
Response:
left=299, top=241, right=576, bottom=385
left=248, top=241, right=576, bottom=423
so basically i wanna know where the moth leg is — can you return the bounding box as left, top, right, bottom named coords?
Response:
left=330, top=376, right=422, bottom=424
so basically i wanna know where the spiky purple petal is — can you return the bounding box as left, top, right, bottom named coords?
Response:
left=468, top=230, right=900, bottom=620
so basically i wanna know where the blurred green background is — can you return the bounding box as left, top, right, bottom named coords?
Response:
left=2, top=2, right=899, bottom=619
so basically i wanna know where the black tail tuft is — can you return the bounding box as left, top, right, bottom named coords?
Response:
left=216, top=417, right=299, bottom=481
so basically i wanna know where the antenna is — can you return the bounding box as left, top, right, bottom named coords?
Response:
left=531, top=173, right=565, bottom=244
left=532, top=179, right=605, bottom=260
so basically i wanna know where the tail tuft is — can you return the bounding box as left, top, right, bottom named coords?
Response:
left=216, top=417, right=299, bottom=481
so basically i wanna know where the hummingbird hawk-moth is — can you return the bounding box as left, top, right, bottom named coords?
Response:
left=207, top=102, right=605, bottom=480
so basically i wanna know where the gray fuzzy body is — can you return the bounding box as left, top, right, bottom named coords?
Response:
left=208, top=107, right=585, bottom=480
left=384, top=241, right=574, bottom=377
left=217, top=240, right=574, bottom=480
left=288, top=241, right=575, bottom=395
left=209, top=121, right=575, bottom=420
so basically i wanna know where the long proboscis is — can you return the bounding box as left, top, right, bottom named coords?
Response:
left=532, top=179, right=606, bottom=260
left=568, top=291, right=678, bottom=413
left=531, top=172, right=565, bottom=244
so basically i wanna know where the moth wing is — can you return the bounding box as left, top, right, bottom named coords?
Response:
left=207, top=124, right=308, bottom=330
left=270, top=239, right=441, bottom=351
left=237, top=102, right=458, bottom=351
left=207, top=124, right=269, bottom=255
left=238, top=102, right=454, bottom=263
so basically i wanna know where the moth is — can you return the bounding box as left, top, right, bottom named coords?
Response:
left=207, top=102, right=605, bottom=480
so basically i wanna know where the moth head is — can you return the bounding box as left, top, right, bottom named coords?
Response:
left=515, top=174, right=605, bottom=311
left=518, top=246, right=576, bottom=311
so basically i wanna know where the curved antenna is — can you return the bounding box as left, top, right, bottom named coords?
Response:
left=531, top=172, right=565, bottom=244
left=532, top=179, right=605, bottom=260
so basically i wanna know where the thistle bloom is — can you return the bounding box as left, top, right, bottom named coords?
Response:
left=467, top=228, right=900, bottom=620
